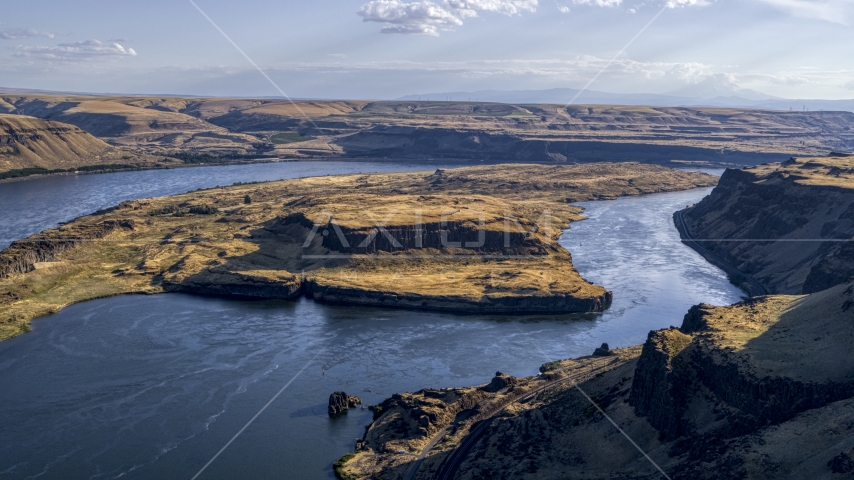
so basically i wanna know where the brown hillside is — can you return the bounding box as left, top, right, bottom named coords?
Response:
left=2, top=94, right=852, bottom=164
left=0, top=114, right=158, bottom=174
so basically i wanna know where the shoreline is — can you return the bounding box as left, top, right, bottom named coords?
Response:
left=1, top=155, right=734, bottom=186
left=0, top=155, right=486, bottom=185
left=673, top=205, right=767, bottom=297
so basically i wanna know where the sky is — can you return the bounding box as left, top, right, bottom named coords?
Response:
left=1, top=0, right=853, bottom=100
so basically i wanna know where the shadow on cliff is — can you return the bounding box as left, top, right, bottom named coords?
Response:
left=156, top=215, right=347, bottom=299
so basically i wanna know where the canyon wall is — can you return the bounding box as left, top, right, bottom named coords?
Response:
left=677, top=155, right=854, bottom=294
left=333, top=126, right=793, bottom=166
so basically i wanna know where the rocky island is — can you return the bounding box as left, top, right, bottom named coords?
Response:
left=0, top=162, right=716, bottom=341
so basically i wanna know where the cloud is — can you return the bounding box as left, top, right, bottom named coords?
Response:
left=357, top=0, right=538, bottom=35
left=109, top=37, right=130, bottom=42
left=570, top=0, right=710, bottom=9
left=0, top=28, right=55, bottom=40
left=556, top=2, right=571, bottom=13
left=753, top=0, right=854, bottom=24
left=572, top=0, right=622, bottom=6
left=666, top=62, right=716, bottom=83
left=843, top=80, right=854, bottom=90
left=15, top=40, right=137, bottom=61
left=666, top=0, right=709, bottom=7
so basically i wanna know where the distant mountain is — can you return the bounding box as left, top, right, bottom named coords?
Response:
left=667, top=74, right=779, bottom=102
left=397, top=88, right=692, bottom=107
left=398, top=84, right=854, bottom=112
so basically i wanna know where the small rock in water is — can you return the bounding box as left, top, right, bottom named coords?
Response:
left=328, top=391, right=363, bottom=416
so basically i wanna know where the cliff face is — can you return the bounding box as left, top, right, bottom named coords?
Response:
left=166, top=266, right=301, bottom=299
left=281, top=212, right=543, bottom=255
left=678, top=155, right=854, bottom=294
left=628, top=328, right=694, bottom=439
left=304, top=280, right=612, bottom=314
left=333, top=125, right=792, bottom=165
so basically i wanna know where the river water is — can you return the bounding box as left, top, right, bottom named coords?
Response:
left=0, top=163, right=743, bottom=479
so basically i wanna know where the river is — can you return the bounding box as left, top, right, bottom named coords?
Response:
left=0, top=162, right=743, bottom=479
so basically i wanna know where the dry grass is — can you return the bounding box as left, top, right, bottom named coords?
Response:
left=747, top=155, right=854, bottom=188
left=0, top=114, right=161, bottom=173
left=692, top=281, right=854, bottom=382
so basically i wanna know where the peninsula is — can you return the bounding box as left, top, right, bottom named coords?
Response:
left=0, top=163, right=716, bottom=341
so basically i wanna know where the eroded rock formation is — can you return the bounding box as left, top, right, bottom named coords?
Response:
left=328, top=391, right=362, bottom=416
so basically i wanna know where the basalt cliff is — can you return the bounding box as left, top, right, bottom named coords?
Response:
left=677, top=154, right=854, bottom=294
left=335, top=157, right=854, bottom=479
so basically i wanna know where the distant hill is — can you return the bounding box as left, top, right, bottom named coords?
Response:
left=399, top=84, right=854, bottom=112
left=1, top=91, right=852, bottom=167
left=0, top=114, right=161, bottom=178
left=397, top=88, right=691, bottom=107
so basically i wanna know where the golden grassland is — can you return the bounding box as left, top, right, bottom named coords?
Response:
left=747, top=154, right=854, bottom=188
left=0, top=163, right=717, bottom=341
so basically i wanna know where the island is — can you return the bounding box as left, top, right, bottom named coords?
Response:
left=0, top=163, right=716, bottom=341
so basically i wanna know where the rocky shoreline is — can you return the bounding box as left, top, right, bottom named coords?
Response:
left=336, top=280, right=854, bottom=480
left=333, top=155, right=854, bottom=480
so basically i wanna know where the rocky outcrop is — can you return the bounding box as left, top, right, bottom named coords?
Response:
left=678, top=156, right=854, bottom=294
left=304, top=280, right=612, bottom=314
left=328, top=391, right=362, bottom=416
left=631, top=282, right=854, bottom=443
left=0, top=219, right=135, bottom=279
left=592, top=342, right=614, bottom=356
left=482, top=372, right=519, bottom=393
left=168, top=268, right=302, bottom=299
left=629, top=328, right=694, bottom=439
left=281, top=212, right=543, bottom=255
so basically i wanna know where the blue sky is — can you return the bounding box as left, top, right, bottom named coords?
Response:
left=1, top=0, right=852, bottom=99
